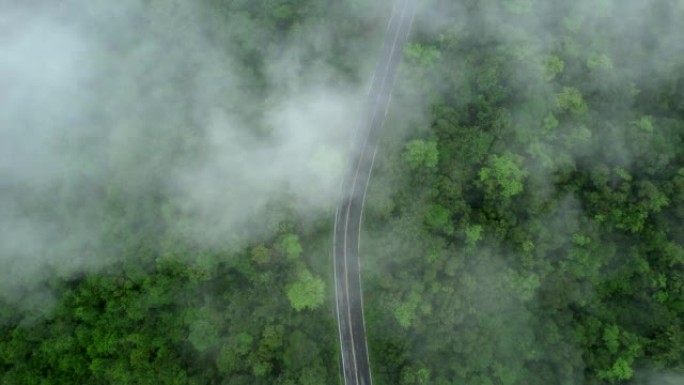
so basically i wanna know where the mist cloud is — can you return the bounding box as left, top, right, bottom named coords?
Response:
left=0, top=0, right=374, bottom=303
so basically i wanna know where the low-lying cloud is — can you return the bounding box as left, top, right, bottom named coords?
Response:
left=0, top=0, right=374, bottom=304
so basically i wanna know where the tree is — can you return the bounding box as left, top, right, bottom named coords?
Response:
left=393, top=292, right=420, bottom=329
left=598, top=357, right=634, bottom=382
left=465, top=224, right=483, bottom=247
left=543, top=55, right=565, bottom=81
left=217, top=333, right=253, bottom=374
left=425, top=204, right=454, bottom=235
left=285, top=269, right=325, bottom=311
left=251, top=244, right=272, bottom=265
left=586, top=53, right=614, bottom=70
left=400, top=365, right=431, bottom=385
left=555, top=86, right=587, bottom=116
left=479, top=152, right=529, bottom=198
left=404, top=43, right=441, bottom=67
left=279, top=234, right=302, bottom=260
left=404, top=139, right=439, bottom=170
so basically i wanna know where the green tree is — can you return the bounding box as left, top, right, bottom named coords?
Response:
left=393, top=292, right=420, bottom=329
left=543, top=55, right=565, bottom=81
left=598, top=357, right=634, bottom=382
left=286, top=269, right=325, bottom=311
left=586, top=53, right=614, bottom=70
left=279, top=234, right=302, bottom=260
left=465, top=224, right=483, bottom=247
left=404, top=139, right=439, bottom=170
left=217, top=333, right=253, bottom=374
left=404, top=43, right=441, bottom=67
left=251, top=244, right=272, bottom=265
left=555, top=86, right=587, bottom=116
left=425, top=204, right=454, bottom=235
left=479, top=152, right=529, bottom=198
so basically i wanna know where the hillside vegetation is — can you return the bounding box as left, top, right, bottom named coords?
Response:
left=1, top=1, right=683, bottom=384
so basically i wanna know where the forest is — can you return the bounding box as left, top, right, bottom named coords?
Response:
left=1, top=0, right=683, bottom=384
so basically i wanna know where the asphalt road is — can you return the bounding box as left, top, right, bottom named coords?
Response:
left=333, top=1, right=416, bottom=384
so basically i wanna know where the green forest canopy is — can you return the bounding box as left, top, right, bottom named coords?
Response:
left=1, top=0, right=683, bottom=384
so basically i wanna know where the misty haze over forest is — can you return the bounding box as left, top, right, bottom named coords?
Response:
left=1, top=0, right=683, bottom=384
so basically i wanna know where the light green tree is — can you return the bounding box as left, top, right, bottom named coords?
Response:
left=279, top=234, right=302, bottom=259
left=479, top=153, right=529, bottom=198
left=404, top=139, right=439, bottom=170
left=251, top=244, right=271, bottom=264
left=598, top=357, right=634, bottom=382
left=425, top=204, right=454, bottom=235
left=404, top=43, right=441, bottom=67
left=465, top=224, right=483, bottom=247
left=286, top=269, right=325, bottom=311
left=216, top=333, right=253, bottom=374
left=543, top=55, right=565, bottom=81
left=556, top=86, right=587, bottom=116
left=586, top=53, right=614, bottom=70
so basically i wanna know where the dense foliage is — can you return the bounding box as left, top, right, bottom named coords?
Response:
left=364, top=0, right=684, bottom=384
left=0, top=0, right=369, bottom=383
left=1, top=0, right=683, bottom=384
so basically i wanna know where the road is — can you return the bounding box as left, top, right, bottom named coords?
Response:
left=333, top=1, right=416, bottom=384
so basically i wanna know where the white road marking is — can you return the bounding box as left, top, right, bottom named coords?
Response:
left=333, top=206, right=349, bottom=381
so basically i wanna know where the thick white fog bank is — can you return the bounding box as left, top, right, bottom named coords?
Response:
left=0, top=1, right=371, bottom=302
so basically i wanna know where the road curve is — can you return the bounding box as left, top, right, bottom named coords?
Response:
left=333, top=1, right=416, bottom=385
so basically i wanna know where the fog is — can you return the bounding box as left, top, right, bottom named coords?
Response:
left=0, top=0, right=383, bottom=304
left=1, top=0, right=682, bottom=382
